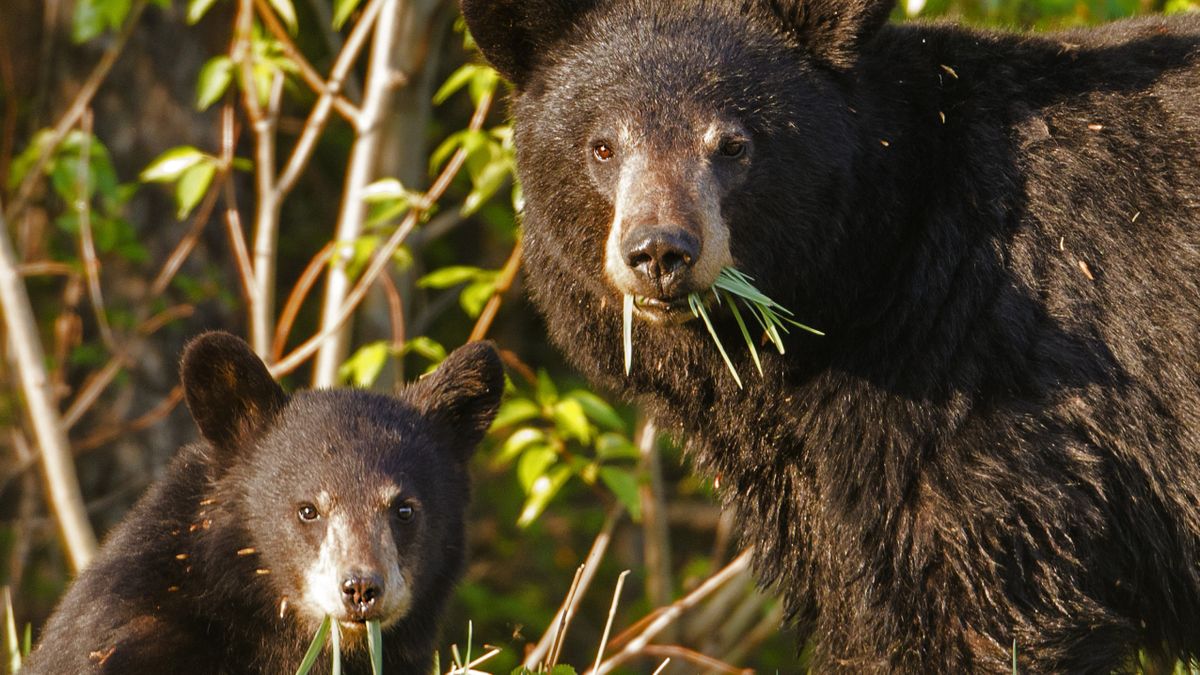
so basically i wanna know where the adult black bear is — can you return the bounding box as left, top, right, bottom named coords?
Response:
left=22, top=333, right=504, bottom=674
left=461, top=0, right=1200, bottom=671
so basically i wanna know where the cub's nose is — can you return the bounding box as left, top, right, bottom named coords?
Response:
left=341, top=572, right=384, bottom=618
left=623, top=227, right=700, bottom=288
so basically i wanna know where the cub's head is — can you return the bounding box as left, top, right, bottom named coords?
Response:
left=181, top=333, right=503, bottom=639
left=462, top=0, right=893, bottom=334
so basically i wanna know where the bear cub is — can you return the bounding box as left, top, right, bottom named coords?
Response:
left=22, top=332, right=504, bottom=674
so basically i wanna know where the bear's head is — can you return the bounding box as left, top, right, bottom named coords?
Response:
left=180, top=332, right=503, bottom=641
left=462, top=0, right=895, bottom=380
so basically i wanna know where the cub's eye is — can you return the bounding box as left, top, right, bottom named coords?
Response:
left=719, top=138, right=747, bottom=158
left=297, top=503, right=320, bottom=522
left=592, top=142, right=615, bottom=162
left=396, top=502, right=416, bottom=522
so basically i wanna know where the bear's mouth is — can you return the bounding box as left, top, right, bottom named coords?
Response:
left=631, top=295, right=697, bottom=324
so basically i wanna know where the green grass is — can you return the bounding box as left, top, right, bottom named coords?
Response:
left=296, top=617, right=383, bottom=675
left=623, top=267, right=823, bottom=387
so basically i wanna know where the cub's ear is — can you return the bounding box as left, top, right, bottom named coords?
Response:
left=409, top=341, right=505, bottom=460
left=180, top=332, right=286, bottom=454
left=459, top=0, right=592, bottom=87
left=762, top=0, right=895, bottom=71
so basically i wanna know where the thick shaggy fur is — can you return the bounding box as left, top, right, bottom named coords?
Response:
left=462, top=0, right=1200, bottom=671
left=22, top=334, right=503, bottom=674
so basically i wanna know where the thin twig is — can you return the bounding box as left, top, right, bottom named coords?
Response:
left=378, top=270, right=406, bottom=352
left=250, top=0, right=360, bottom=122
left=271, top=243, right=335, bottom=362
left=271, top=91, right=493, bottom=378
left=3, top=0, right=149, bottom=225
left=640, top=646, right=751, bottom=675
left=593, top=570, right=632, bottom=674
left=523, top=503, right=624, bottom=668
left=636, top=416, right=673, bottom=615
left=74, top=110, right=115, bottom=350
left=548, top=565, right=586, bottom=669
left=594, top=549, right=755, bottom=675
left=468, top=236, right=523, bottom=342
left=276, top=0, right=386, bottom=197
left=311, top=0, right=407, bottom=387
left=72, top=386, right=185, bottom=454
left=0, top=196, right=96, bottom=571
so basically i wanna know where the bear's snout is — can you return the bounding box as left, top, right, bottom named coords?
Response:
left=340, top=570, right=385, bottom=619
left=622, top=225, right=700, bottom=295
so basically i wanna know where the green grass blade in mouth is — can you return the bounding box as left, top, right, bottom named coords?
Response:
left=367, top=620, right=383, bottom=675
left=723, top=290, right=763, bottom=376
left=690, top=293, right=743, bottom=389
left=295, top=616, right=331, bottom=675
left=623, top=293, right=634, bottom=375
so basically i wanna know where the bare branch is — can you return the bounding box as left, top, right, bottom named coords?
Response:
left=469, top=237, right=523, bottom=342
left=0, top=196, right=96, bottom=572
left=592, top=549, right=755, bottom=675
left=311, top=0, right=407, bottom=387
left=74, top=110, right=115, bottom=350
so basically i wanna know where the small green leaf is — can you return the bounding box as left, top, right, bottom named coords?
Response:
left=433, top=64, right=484, bottom=105
left=332, top=0, right=363, bottom=29
left=599, top=466, right=642, bottom=521
left=565, top=390, right=625, bottom=431
left=196, top=56, right=234, bottom=110
left=141, top=146, right=208, bottom=183
left=268, top=0, right=298, bottom=32
left=460, top=279, right=497, bottom=318
left=517, top=466, right=572, bottom=527
left=402, top=336, right=446, bottom=365
left=175, top=161, right=217, bottom=220
left=552, top=399, right=591, bottom=444
left=362, top=178, right=416, bottom=204
left=339, top=341, right=391, bottom=388
left=187, top=0, right=221, bottom=23
left=295, top=615, right=331, bottom=675
left=517, top=446, right=558, bottom=494
left=596, top=433, right=640, bottom=462
left=495, top=428, right=547, bottom=466
left=418, top=265, right=486, bottom=289
left=491, top=398, right=540, bottom=430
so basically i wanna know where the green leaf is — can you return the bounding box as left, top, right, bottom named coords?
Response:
left=339, top=341, right=391, bottom=388
left=535, top=370, right=558, bottom=407
left=565, top=390, right=625, bottom=431
left=433, top=64, right=481, bottom=105
left=599, top=466, right=642, bottom=521
left=295, top=615, right=331, bottom=675
left=196, top=56, right=234, bottom=110
left=418, top=265, right=487, bottom=289
left=175, top=161, right=217, bottom=220
left=460, top=279, right=497, bottom=318
left=491, top=398, right=540, bottom=430
left=332, top=0, right=363, bottom=29
left=402, top=336, right=446, bottom=364
left=73, top=0, right=132, bottom=43
left=596, top=433, right=640, bottom=462
left=187, top=0, right=221, bottom=23
left=495, top=428, right=548, bottom=466
left=462, top=158, right=513, bottom=215
left=5, top=588, right=21, bottom=674
left=362, top=178, right=416, bottom=204
left=517, top=446, right=558, bottom=494
left=268, top=0, right=299, bottom=32
left=552, top=399, right=591, bottom=444
left=517, top=466, right=572, bottom=527
left=141, top=146, right=208, bottom=183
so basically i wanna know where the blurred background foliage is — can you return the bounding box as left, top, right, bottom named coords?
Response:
left=0, top=0, right=1194, bottom=672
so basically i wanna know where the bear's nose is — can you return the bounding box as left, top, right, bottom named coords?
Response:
left=623, top=227, right=700, bottom=287
left=341, top=572, right=384, bottom=617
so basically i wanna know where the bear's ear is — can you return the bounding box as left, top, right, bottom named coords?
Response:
left=459, top=0, right=591, bottom=87
left=180, top=332, right=286, bottom=455
left=409, top=341, right=505, bottom=460
left=763, top=0, right=895, bottom=71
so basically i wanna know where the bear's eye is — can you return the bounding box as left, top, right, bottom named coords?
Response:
left=592, top=142, right=615, bottom=163
left=396, top=502, right=416, bottom=522
left=297, top=503, right=320, bottom=522
left=719, top=138, right=747, bottom=158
